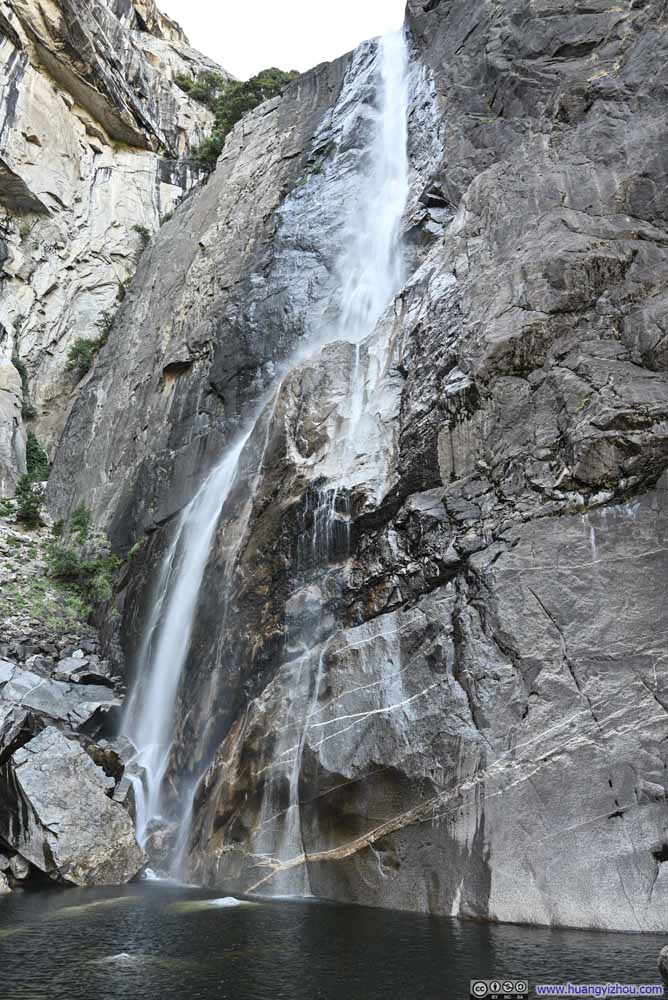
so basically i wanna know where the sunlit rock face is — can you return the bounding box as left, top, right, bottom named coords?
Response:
left=0, top=0, right=230, bottom=494
left=53, top=0, right=668, bottom=930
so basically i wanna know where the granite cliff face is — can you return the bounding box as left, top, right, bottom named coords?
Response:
left=49, top=0, right=668, bottom=931
left=0, top=0, right=230, bottom=495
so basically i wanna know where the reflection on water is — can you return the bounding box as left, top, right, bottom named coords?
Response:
left=169, top=896, right=258, bottom=915
left=0, top=925, right=27, bottom=940
left=0, top=883, right=664, bottom=1000
left=52, top=896, right=141, bottom=919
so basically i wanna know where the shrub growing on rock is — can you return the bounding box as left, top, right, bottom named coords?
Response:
left=47, top=538, right=120, bottom=607
left=133, top=224, right=151, bottom=251
left=46, top=503, right=121, bottom=608
left=71, top=502, right=92, bottom=543
left=66, top=338, right=100, bottom=380
left=47, top=503, right=121, bottom=605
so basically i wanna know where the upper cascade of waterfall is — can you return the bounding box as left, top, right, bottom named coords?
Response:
left=332, top=30, right=411, bottom=345
left=120, top=26, right=413, bottom=874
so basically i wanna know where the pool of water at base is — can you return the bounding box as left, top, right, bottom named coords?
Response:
left=0, top=882, right=664, bottom=1000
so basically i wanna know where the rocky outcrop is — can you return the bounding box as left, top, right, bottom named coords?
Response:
left=49, top=0, right=668, bottom=930
left=0, top=0, right=231, bottom=495
left=0, top=726, right=144, bottom=885
left=0, top=504, right=143, bottom=887
left=107, top=0, right=189, bottom=45
left=0, top=641, right=144, bottom=886
left=0, top=356, right=23, bottom=496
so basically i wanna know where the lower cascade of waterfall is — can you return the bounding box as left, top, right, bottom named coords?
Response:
left=122, top=27, right=412, bottom=879
left=122, top=436, right=251, bottom=851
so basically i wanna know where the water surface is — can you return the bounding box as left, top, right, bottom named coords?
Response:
left=0, top=883, right=664, bottom=1000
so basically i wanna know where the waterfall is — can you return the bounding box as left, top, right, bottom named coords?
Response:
left=122, top=436, right=250, bottom=848
left=121, top=28, right=411, bottom=875
left=333, top=30, right=410, bottom=347
left=307, top=27, right=411, bottom=553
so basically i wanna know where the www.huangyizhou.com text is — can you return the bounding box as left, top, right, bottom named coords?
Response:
left=535, top=985, right=664, bottom=997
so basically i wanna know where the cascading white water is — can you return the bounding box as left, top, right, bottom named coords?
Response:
left=333, top=29, right=410, bottom=349
left=249, top=30, right=412, bottom=892
left=122, top=437, right=250, bottom=848
left=122, top=28, right=411, bottom=874
left=310, top=28, right=411, bottom=553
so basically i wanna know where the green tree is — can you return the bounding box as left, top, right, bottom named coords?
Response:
left=175, top=70, right=230, bottom=110
left=189, top=67, right=299, bottom=170
left=71, top=502, right=92, bottom=543
left=15, top=475, right=44, bottom=529
left=26, top=432, right=49, bottom=481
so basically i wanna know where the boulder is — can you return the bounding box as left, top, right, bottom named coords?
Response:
left=8, top=855, right=29, bottom=881
left=0, top=727, right=144, bottom=886
left=0, top=666, right=120, bottom=731
left=659, top=946, right=668, bottom=987
left=54, top=656, right=115, bottom=688
left=0, top=660, right=15, bottom=686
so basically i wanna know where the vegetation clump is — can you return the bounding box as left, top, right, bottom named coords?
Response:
left=46, top=502, right=121, bottom=607
left=0, top=512, right=93, bottom=636
left=15, top=431, right=49, bottom=528
left=128, top=537, right=146, bottom=561
left=185, top=67, right=299, bottom=170
left=175, top=70, right=229, bottom=109
left=133, top=223, right=151, bottom=250
left=66, top=323, right=110, bottom=380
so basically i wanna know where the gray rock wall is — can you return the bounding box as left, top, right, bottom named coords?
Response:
left=50, top=0, right=668, bottom=929
left=0, top=0, right=230, bottom=494
left=48, top=52, right=352, bottom=545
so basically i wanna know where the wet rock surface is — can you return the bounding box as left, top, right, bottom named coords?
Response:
left=48, top=0, right=668, bottom=929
